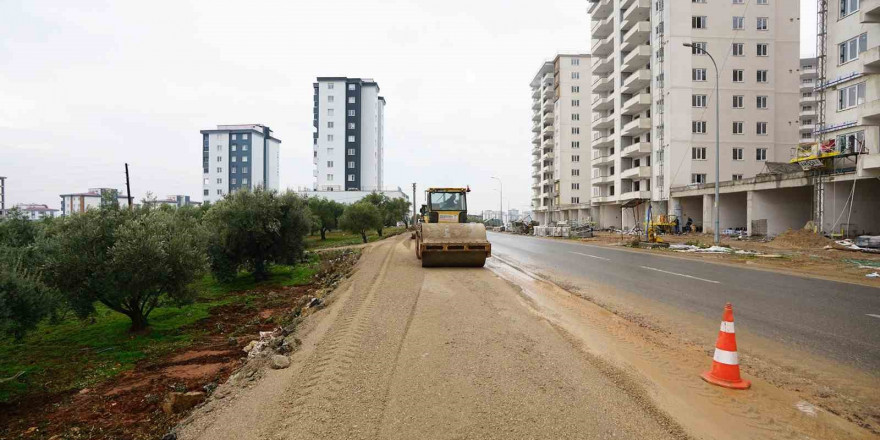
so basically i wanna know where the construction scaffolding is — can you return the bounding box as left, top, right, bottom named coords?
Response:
left=812, top=0, right=829, bottom=231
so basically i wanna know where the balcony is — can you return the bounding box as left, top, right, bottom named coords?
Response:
left=621, top=142, right=651, bottom=158
left=591, top=174, right=614, bottom=185
left=542, top=85, right=554, bottom=99
left=801, top=67, right=818, bottom=79
left=542, top=112, right=554, bottom=126
left=861, top=0, right=880, bottom=23
left=591, top=94, right=614, bottom=112
left=800, top=80, right=815, bottom=92
left=621, top=21, right=651, bottom=52
left=859, top=99, right=880, bottom=123
left=592, top=135, right=613, bottom=149
left=532, top=146, right=541, bottom=157
left=588, top=0, right=612, bottom=20
left=531, top=87, right=540, bottom=99
left=592, top=34, right=614, bottom=57
left=622, top=117, right=651, bottom=136
left=799, top=123, right=815, bottom=133
left=542, top=97, right=554, bottom=112
left=620, top=190, right=651, bottom=202
left=620, top=165, right=651, bottom=180
left=620, top=0, right=650, bottom=31
left=622, top=93, right=651, bottom=115
left=799, top=109, right=816, bottom=119
left=592, top=15, right=613, bottom=38
left=542, top=152, right=555, bottom=162
left=593, top=75, right=613, bottom=93
left=621, top=69, right=651, bottom=94
left=592, top=54, right=614, bottom=75
left=801, top=95, right=817, bottom=105
left=621, top=45, right=651, bottom=72
left=592, top=195, right=613, bottom=204
left=863, top=46, right=880, bottom=73
left=592, top=154, right=614, bottom=166
left=542, top=125, right=555, bottom=138
left=593, top=113, right=615, bottom=129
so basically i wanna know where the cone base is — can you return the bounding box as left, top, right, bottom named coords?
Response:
left=701, top=371, right=751, bottom=390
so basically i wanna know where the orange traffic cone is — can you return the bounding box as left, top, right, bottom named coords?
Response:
left=701, top=303, right=751, bottom=390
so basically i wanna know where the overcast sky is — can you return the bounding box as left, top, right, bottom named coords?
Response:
left=2, top=0, right=816, bottom=213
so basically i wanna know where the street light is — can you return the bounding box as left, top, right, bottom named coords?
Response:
left=491, top=176, right=503, bottom=229
left=683, top=42, right=720, bottom=245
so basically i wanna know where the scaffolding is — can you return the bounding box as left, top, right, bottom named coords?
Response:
left=812, top=0, right=829, bottom=231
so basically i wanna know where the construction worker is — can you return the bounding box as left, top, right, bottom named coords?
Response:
left=673, top=217, right=680, bottom=235
left=685, top=217, right=693, bottom=233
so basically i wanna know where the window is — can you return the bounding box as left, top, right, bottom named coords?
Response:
left=347, top=148, right=355, bottom=155
left=231, top=156, right=237, bottom=163
left=733, top=69, right=744, bottom=82
left=692, top=42, right=707, bottom=54
left=757, top=43, right=768, bottom=56
left=733, top=0, right=744, bottom=4
left=231, top=134, right=237, bottom=140
left=757, top=0, right=768, bottom=4
left=757, top=96, right=768, bottom=109
left=327, top=174, right=334, bottom=181
left=572, top=86, right=580, bottom=93
left=756, top=148, right=768, bottom=160
left=693, top=0, right=706, bottom=3
left=327, top=161, right=334, bottom=168
left=217, top=189, right=223, bottom=195
left=572, top=99, right=580, bottom=107
left=692, top=174, right=707, bottom=184
left=757, top=70, right=768, bottom=83
left=572, top=183, right=580, bottom=190
left=328, top=95, right=335, bottom=103
left=204, top=189, right=209, bottom=196
left=348, top=84, right=356, bottom=91
left=732, top=43, right=744, bottom=56
left=327, top=148, right=334, bottom=155
left=328, top=121, right=334, bottom=128
left=836, top=130, right=866, bottom=153
left=838, top=82, right=866, bottom=110
left=692, top=16, right=707, bottom=29
left=693, top=68, right=707, bottom=81
left=571, top=197, right=580, bottom=204
left=733, top=121, right=744, bottom=134
left=217, top=156, right=222, bottom=162
left=572, top=114, right=580, bottom=121
left=571, top=58, right=580, bottom=66
left=348, top=96, right=356, bottom=104
left=757, top=17, right=768, bottom=30
left=692, top=147, right=707, bottom=160
left=840, top=0, right=860, bottom=17
left=328, top=108, right=334, bottom=116
left=733, top=95, right=744, bottom=108
left=203, top=178, right=210, bottom=185
left=217, top=144, right=222, bottom=150
left=733, top=148, right=744, bottom=160
left=348, top=161, right=355, bottom=168
left=572, top=141, right=581, bottom=148
left=609, top=185, right=615, bottom=196
left=231, top=145, right=237, bottom=152
left=242, top=156, right=248, bottom=162
left=347, top=135, right=355, bottom=142
left=327, top=83, right=334, bottom=90
left=231, top=167, right=237, bottom=174
left=692, top=94, right=707, bottom=107
left=217, top=167, right=223, bottom=173
left=572, top=72, right=580, bottom=79
left=732, top=174, right=744, bottom=181
left=347, top=122, right=356, bottom=129
left=693, top=121, right=707, bottom=133
left=242, top=178, right=248, bottom=185
left=217, top=178, right=223, bottom=184
left=347, top=174, right=355, bottom=182
left=732, top=16, right=744, bottom=29
left=231, top=178, right=237, bottom=185
left=756, top=122, right=768, bottom=135
left=327, top=134, right=334, bottom=142
left=572, top=127, right=580, bottom=135
left=839, top=33, right=868, bottom=64
left=572, top=155, right=580, bottom=162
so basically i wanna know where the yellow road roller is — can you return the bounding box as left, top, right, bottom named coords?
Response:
left=415, top=187, right=491, bottom=267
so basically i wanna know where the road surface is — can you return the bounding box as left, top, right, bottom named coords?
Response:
left=488, top=232, right=880, bottom=371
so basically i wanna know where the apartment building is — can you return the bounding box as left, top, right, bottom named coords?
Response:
left=587, top=0, right=800, bottom=229
left=800, top=57, right=819, bottom=145
left=200, top=124, right=281, bottom=204
left=144, top=195, right=201, bottom=208
left=13, top=204, right=59, bottom=220
left=817, top=0, right=879, bottom=155
left=529, top=55, right=592, bottom=226
left=312, top=77, right=385, bottom=192
left=60, top=188, right=129, bottom=216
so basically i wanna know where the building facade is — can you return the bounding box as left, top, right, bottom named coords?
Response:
left=799, top=57, right=819, bottom=145
left=587, top=0, right=800, bottom=229
left=530, top=54, right=593, bottom=226
left=312, top=77, right=385, bottom=192
left=13, top=204, right=59, bottom=220
left=60, top=188, right=129, bottom=216
left=200, top=124, right=281, bottom=204
left=145, top=195, right=201, bottom=208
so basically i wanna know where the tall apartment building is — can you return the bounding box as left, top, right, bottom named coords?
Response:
left=587, top=0, right=800, bottom=228
left=200, top=124, right=281, bottom=204
left=799, top=57, right=819, bottom=145
left=816, top=0, right=878, bottom=155
left=529, top=55, right=592, bottom=225
left=312, top=77, right=385, bottom=192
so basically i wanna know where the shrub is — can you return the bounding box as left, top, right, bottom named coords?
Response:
left=0, top=252, right=59, bottom=339
left=339, top=202, right=383, bottom=243
left=308, top=197, right=345, bottom=240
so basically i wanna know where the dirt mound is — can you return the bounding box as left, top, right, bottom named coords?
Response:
left=769, top=229, right=833, bottom=250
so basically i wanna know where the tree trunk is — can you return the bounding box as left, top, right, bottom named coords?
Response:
left=361, top=231, right=368, bottom=243
left=254, top=260, right=269, bottom=281
left=128, top=310, right=149, bottom=333
left=377, top=228, right=383, bottom=237
left=320, top=227, right=327, bottom=240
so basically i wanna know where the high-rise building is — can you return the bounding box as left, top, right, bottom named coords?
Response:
left=799, top=57, right=818, bottom=146
left=587, top=0, right=800, bottom=228
left=200, top=124, right=281, bottom=204
left=312, top=77, right=385, bottom=192
left=530, top=55, right=592, bottom=225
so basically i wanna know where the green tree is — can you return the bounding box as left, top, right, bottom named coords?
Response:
left=0, top=209, right=39, bottom=248
left=361, top=192, right=390, bottom=236
left=45, top=205, right=207, bottom=332
left=385, top=197, right=412, bottom=228
left=339, top=202, right=383, bottom=243
left=206, top=188, right=311, bottom=282
left=0, top=251, right=59, bottom=339
left=308, top=197, right=345, bottom=240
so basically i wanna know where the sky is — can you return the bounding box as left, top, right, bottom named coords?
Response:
left=2, top=0, right=817, bottom=214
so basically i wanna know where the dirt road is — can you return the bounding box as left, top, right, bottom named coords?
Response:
left=178, top=235, right=873, bottom=439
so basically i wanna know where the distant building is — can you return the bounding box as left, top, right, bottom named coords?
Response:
left=295, top=188, right=408, bottom=205
left=508, top=209, right=521, bottom=221
left=145, top=195, right=201, bottom=208
left=13, top=204, right=59, bottom=220
left=312, top=77, right=385, bottom=192
left=799, top=57, right=818, bottom=146
left=201, top=124, right=281, bottom=204
left=59, top=188, right=129, bottom=216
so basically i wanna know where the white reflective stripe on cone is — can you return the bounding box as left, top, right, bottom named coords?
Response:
left=720, top=321, right=735, bottom=333
left=713, top=348, right=739, bottom=366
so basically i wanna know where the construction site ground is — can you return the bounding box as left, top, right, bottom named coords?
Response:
left=177, top=234, right=877, bottom=440
left=574, top=229, right=880, bottom=287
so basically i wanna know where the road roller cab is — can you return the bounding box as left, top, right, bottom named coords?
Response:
left=415, top=187, right=491, bottom=267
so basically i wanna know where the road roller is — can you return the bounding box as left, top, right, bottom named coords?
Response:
left=415, top=187, right=491, bottom=267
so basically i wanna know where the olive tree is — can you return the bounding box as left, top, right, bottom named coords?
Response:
left=308, top=197, right=345, bottom=240
left=339, top=202, right=383, bottom=243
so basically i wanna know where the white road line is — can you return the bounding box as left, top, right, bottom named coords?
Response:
left=639, top=266, right=721, bottom=284
left=867, top=314, right=880, bottom=319
left=569, top=251, right=611, bottom=261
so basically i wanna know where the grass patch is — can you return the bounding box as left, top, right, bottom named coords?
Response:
left=0, top=256, right=321, bottom=404
left=306, top=226, right=406, bottom=250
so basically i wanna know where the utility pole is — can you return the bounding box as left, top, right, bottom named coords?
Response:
left=491, top=176, right=502, bottom=229
left=0, top=176, right=6, bottom=216
left=124, top=163, right=133, bottom=209
left=411, top=182, right=417, bottom=227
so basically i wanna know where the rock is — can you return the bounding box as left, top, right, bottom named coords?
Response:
left=202, top=382, right=217, bottom=395
left=271, top=355, right=291, bottom=369
left=161, top=433, right=178, bottom=440
left=243, top=340, right=258, bottom=353
left=78, top=388, right=91, bottom=394
left=307, top=297, right=322, bottom=308
left=161, top=391, right=206, bottom=415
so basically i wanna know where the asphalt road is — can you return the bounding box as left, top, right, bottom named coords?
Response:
left=488, top=232, right=880, bottom=372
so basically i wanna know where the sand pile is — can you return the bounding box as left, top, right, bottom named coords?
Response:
left=769, top=229, right=833, bottom=249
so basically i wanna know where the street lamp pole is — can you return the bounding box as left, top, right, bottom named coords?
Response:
left=683, top=43, right=720, bottom=245
left=491, top=176, right=502, bottom=229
